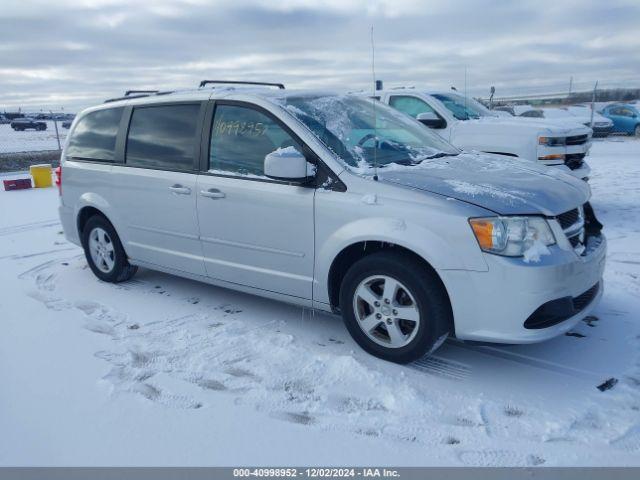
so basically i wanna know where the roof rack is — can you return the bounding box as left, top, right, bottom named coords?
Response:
left=105, top=94, right=148, bottom=103
left=104, top=89, right=167, bottom=104
left=124, top=90, right=160, bottom=96
left=199, top=80, right=285, bottom=90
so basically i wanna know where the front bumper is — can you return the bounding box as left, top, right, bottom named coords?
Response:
left=538, top=138, right=592, bottom=180
left=565, top=161, right=591, bottom=181
left=440, top=233, right=606, bottom=344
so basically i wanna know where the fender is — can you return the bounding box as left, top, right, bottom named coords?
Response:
left=74, top=192, right=129, bottom=253
left=313, top=216, right=489, bottom=305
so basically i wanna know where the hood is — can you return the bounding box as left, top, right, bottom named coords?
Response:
left=566, top=113, right=612, bottom=126
left=376, top=152, right=590, bottom=216
left=467, top=116, right=590, bottom=135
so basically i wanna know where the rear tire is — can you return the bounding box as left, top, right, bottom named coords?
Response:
left=81, top=215, right=137, bottom=283
left=339, top=251, right=452, bottom=363
left=635, top=125, right=640, bottom=137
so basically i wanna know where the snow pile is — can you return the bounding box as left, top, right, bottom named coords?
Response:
left=522, top=239, right=551, bottom=263
left=269, top=146, right=301, bottom=157
left=361, top=194, right=377, bottom=205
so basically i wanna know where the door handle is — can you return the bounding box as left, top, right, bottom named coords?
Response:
left=200, top=188, right=226, bottom=199
left=169, top=184, right=191, bottom=195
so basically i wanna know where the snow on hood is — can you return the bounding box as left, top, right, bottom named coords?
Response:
left=468, top=116, right=590, bottom=134
left=375, top=152, right=590, bottom=216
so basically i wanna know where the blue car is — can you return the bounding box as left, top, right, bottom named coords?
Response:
left=601, top=104, right=640, bottom=136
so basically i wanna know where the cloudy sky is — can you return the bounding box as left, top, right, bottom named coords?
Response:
left=1, top=0, right=639, bottom=112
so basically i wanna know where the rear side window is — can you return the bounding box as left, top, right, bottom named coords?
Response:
left=66, top=107, right=123, bottom=161
left=126, top=104, right=200, bottom=171
left=209, top=104, right=301, bottom=178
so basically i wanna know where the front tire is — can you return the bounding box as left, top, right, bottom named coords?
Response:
left=339, top=251, right=452, bottom=363
left=635, top=125, right=640, bottom=137
left=82, top=215, right=137, bottom=283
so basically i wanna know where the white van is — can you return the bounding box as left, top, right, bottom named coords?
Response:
left=58, top=82, right=606, bottom=363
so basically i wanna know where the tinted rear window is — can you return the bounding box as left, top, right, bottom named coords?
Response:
left=126, top=104, right=200, bottom=171
left=66, top=107, right=123, bottom=161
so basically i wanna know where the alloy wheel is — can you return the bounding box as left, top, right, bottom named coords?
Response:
left=88, top=227, right=115, bottom=273
left=352, top=275, right=421, bottom=348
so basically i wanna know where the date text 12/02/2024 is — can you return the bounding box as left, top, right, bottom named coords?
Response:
left=232, top=468, right=400, bottom=478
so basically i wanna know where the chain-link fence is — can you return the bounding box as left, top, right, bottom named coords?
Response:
left=469, top=81, right=640, bottom=137
left=0, top=119, right=66, bottom=172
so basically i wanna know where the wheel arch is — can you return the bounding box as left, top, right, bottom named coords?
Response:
left=326, top=241, right=453, bottom=321
left=76, top=206, right=111, bottom=238
left=75, top=201, right=127, bottom=257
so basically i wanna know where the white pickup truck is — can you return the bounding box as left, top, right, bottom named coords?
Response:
left=378, top=89, right=592, bottom=180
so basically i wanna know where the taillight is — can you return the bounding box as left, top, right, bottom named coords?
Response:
left=55, top=165, right=62, bottom=195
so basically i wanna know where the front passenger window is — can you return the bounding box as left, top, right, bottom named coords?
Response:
left=209, top=104, right=302, bottom=178
left=389, top=95, right=436, bottom=118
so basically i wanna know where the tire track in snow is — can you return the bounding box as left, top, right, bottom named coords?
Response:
left=448, top=340, right=604, bottom=381
left=410, top=355, right=471, bottom=381
left=458, top=450, right=545, bottom=467
left=0, top=219, right=60, bottom=237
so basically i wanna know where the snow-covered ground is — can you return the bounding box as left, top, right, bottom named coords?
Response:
left=0, top=139, right=639, bottom=467
left=0, top=122, right=68, bottom=153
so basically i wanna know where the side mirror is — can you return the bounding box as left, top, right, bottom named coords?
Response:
left=264, top=147, right=315, bottom=182
left=416, top=111, right=446, bottom=129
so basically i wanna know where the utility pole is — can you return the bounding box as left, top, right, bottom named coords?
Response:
left=50, top=110, right=61, bottom=151
left=568, top=76, right=573, bottom=103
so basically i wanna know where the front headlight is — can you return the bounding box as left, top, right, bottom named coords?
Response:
left=469, top=216, right=556, bottom=257
left=538, top=136, right=566, bottom=146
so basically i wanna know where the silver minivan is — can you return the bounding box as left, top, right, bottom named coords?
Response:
left=58, top=82, right=606, bottom=363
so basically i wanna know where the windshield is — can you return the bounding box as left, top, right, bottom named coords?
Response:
left=276, top=94, right=459, bottom=170
left=431, top=93, right=495, bottom=120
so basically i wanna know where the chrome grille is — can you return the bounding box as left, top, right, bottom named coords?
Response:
left=557, top=208, right=579, bottom=229
left=566, top=134, right=589, bottom=146
left=556, top=205, right=585, bottom=255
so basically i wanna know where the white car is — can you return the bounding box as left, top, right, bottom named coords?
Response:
left=521, top=107, right=614, bottom=137
left=58, top=83, right=605, bottom=363
left=379, top=89, right=592, bottom=181
left=492, top=109, right=514, bottom=118
left=512, top=104, right=536, bottom=116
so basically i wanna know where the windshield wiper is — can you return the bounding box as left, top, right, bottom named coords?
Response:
left=389, top=153, right=457, bottom=166
left=420, top=152, right=459, bottom=160
left=389, top=159, right=417, bottom=166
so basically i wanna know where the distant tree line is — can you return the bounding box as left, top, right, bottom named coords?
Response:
left=568, top=88, right=640, bottom=103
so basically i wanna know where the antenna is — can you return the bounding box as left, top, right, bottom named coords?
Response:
left=590, top=80, right=598, bottom=128
left=370, top=25, right=378, bottom=181
left=464, top=66, right=468, bottom=113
